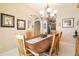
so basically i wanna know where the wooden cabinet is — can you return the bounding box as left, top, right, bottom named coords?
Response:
left=75, top=36, right=79, bottom=56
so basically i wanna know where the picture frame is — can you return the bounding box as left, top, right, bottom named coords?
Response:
left=17, top=19, right=26, bottom=30
left=1, top=13, right=15, bottom=27
left=62, top=18, right=74, bottom=28
left=77, top=21, right=79, bottom=25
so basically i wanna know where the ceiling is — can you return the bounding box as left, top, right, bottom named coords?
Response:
left=26, top=3, right=77, bottom=14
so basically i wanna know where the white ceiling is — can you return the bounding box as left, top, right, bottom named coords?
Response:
left=26, top=3, right=76, bottom=14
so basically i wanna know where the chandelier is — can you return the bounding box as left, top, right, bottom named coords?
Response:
left=39, top=4, right=58, bottom=20
left=39, top=4, right=58, bottom=34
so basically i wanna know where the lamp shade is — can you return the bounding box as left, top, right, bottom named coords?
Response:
left=53, top=10, right=58, bottom=14
left=40, top=11, right=44, bottom=15
left=50, top=13, right=54, bottom=16
left=46, top=8, right=52, bottom=12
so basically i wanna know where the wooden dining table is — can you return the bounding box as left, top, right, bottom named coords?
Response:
left=25, top=34, right=53, bottom=53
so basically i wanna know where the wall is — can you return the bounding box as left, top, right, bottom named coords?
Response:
left=56, top=4, right=79, bottom=45
left=0, top=3, right=37, bottom=53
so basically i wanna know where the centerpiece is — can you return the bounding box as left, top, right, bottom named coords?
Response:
left=40, top=32, right=48, bottom=38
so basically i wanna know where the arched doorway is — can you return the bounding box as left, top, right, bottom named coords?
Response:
left=34, top=21, right=40, bottom=36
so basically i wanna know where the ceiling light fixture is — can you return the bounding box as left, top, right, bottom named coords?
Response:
left=39, top=4, right=58, bottom=20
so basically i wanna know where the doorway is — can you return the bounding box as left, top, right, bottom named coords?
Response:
left=34, top=21, right=40, bottom=36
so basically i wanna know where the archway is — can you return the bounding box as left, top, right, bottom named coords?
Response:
left=34, top=21, right=40, bottom=36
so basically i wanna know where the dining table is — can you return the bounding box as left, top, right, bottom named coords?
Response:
left=25, top=34, right=53, bottom=53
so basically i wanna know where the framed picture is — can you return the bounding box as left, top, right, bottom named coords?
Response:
left=1, top=13, right=15, bottom=27
left=17, top=19, right=26, bottom=30
left=77, top=21, right=79, bottom=25
left=62, top=18, right=74, bottom=28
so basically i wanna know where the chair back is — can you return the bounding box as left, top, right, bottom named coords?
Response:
left=49, top=33, right=59, bottom=55
left=16, top=35, right=27, bottom=56
left=59, top=32, right=62, bottom=40
left=25, top=31, right=34, bottom=40
left=57, top=32, right=62, bottom=52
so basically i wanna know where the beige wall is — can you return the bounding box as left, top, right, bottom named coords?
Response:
left=56, top=3, right=79, bottom=45
left=0, top=3, right=37, bottom=53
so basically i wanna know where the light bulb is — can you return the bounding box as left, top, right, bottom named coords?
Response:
left=50, top=13, right=54, bottom=16
left=53, top=10, right=58, bottom=14
left=47, top=8, right=52, bottom=12
left=40, top=11, right=44, bottom=15
left=29, top=15, right=32, bottom=18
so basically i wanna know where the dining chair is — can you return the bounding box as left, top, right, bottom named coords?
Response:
left=49, top=33, right=60, bottom=56
left=54, top=32, right=62, bottom=55
left=25, top=30, right=34, bottom=39
left=55, top=32, right=62, bottom=55
left=57, top=32, right=62, bottom=52
left=16, top=35, right=26, bottom=56
left=16, top=35, right=33, bottom=56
